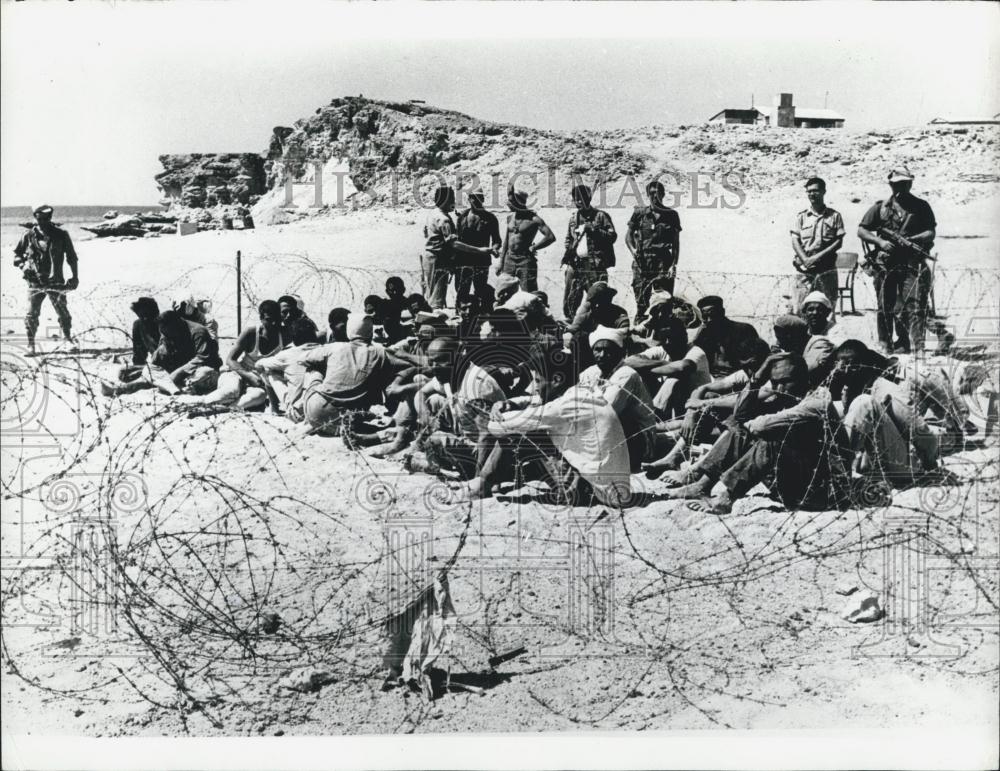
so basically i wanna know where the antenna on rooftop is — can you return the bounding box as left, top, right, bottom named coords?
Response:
left=751, top=93, right=755, bottom=108
left=825, top=91, right=829, bottom=108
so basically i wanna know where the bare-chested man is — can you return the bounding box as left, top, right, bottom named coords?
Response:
left=497, top=182, right=555, bottom=293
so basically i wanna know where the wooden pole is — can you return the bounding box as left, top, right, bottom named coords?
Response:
left=236, top=250, right=242, bottom=335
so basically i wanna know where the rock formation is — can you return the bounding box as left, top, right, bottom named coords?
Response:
left=154, top=96, right=1000, bottom=228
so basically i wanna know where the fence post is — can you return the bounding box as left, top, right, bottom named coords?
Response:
left=236, top=250, right=242, bottom=336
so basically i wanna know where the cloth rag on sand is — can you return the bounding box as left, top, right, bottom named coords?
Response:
left=491, top=385, right=632, bottom=505
left=383, top=570, right=456, bottom=698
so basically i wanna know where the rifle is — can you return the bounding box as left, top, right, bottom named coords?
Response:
left=878, top=227, right=937, bottom=262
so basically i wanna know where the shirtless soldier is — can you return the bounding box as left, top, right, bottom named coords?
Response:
left=497, top=182, right=556, bottom=293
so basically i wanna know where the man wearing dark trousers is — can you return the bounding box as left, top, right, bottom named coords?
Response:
left=626, top=180, right=682, bottom=319
left=13, top=204, right=79, bottom=353
left=455, top=191, right=501, bottom=312
left=858, top=168, right=937, bottom=355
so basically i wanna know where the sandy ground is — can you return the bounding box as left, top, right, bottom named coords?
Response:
left=1, top=178, right=998, bottom=737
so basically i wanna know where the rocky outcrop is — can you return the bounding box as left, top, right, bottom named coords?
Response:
left=265, top=96, right=648, bottom=208
left=154, top=154, right=265, bottom=229
left=155, top=97, right=1000, bottom=228
left=155, top=153, right=267, bottom=206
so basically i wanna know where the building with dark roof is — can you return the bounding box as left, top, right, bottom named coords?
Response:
left=707, top=108, right=770, bottom=126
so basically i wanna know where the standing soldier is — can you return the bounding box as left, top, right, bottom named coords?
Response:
left=455, top=191, right=502, bottom=312
left=13, top=204, right=79, bottom=354
left=422, top=186, right=495, bottom=310
left=790, top=177, right=844, bottom=318
left=626, top=180, right=682, bottom=319
left=857, top=168, right=937, bottom=355
left=562, top=183, right=618, bottom=320
left=498, top=182, right=556, bottom=294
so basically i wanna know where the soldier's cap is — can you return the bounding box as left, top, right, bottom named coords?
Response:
left=888, top=168, right=914, bottom=183
left=32, top=204, right=54, bottom=216
left=586, top=281, right=616, bottom=301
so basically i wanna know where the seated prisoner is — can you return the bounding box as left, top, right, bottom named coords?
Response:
left=148, top=310, right=223, bottom=395
left=322, top=307, right=350, bottom=343
left=659, top=352, right=852, bottom=514
left=414, top=336, right=511, bottom=493
left=192, top=300, right=286, bottom=409
left=566, top=281, right=631, bottom=369
left=299, top=315, right=405, bottom=435
left=832, top=339, right=967, bottom=486
left=643, top=335, right=771, bottom=476
left=577, top=325, right=665, bottom=471
left=799, top=290, right=837, bottom=386
left=479, top=325, right=665, bottom=504
left=104, top=296, right=169, bottom=396
left=253, top=316, right=323, bottom=418
left=624, top=314, right=711, bottom=418
left=278, top=294, right=318, bottom=342
left=691, top=295, right=762, bottom=378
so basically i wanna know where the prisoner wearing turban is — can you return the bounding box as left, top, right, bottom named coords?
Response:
left=588, top=325, right=626, bottom=350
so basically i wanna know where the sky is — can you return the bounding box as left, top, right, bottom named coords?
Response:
left=2, top=1, right=998, bottom=206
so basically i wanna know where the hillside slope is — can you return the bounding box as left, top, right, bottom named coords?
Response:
left=154, top=96, right=999, bottom=229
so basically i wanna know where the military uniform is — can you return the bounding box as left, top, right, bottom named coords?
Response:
left=422, top=208, right=456, bottom=310
left=859, top=195, right=936, bottom=352
left=13, top=223, right=77, bottom=343
left=627, top=204, right=682, bottom=317
left=790, top=205, right=844, bottom=316
left=561, top=208, right=617, bottom=320
left=454, top=206, right=501, bottom=311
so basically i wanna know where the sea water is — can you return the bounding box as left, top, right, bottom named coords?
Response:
left=0, top=205, right=163, bottom=253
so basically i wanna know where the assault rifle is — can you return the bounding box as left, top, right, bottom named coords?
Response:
left=878, top=227, right=937, bottom=262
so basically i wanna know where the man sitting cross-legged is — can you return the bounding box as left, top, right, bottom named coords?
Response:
left=657, top=352, right=852, bottom=514
left=577, top=325, right=670, bottom=472
left=150, top=310, right=222, bottom=395
left=190, top=299, right=286, bottom=410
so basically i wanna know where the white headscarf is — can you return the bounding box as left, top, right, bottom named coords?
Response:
left=588, top=325, right=625, bottom=350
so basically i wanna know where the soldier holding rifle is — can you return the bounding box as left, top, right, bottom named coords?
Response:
left=13, top=204, right=79, bottom=354
left=857, top=168, right=938, bottom=355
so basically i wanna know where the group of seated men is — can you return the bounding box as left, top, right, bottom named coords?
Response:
left=109, top=273, right=982, bottom=512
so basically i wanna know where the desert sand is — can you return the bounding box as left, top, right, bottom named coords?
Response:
left=2, top=131, right=999, bottom=737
